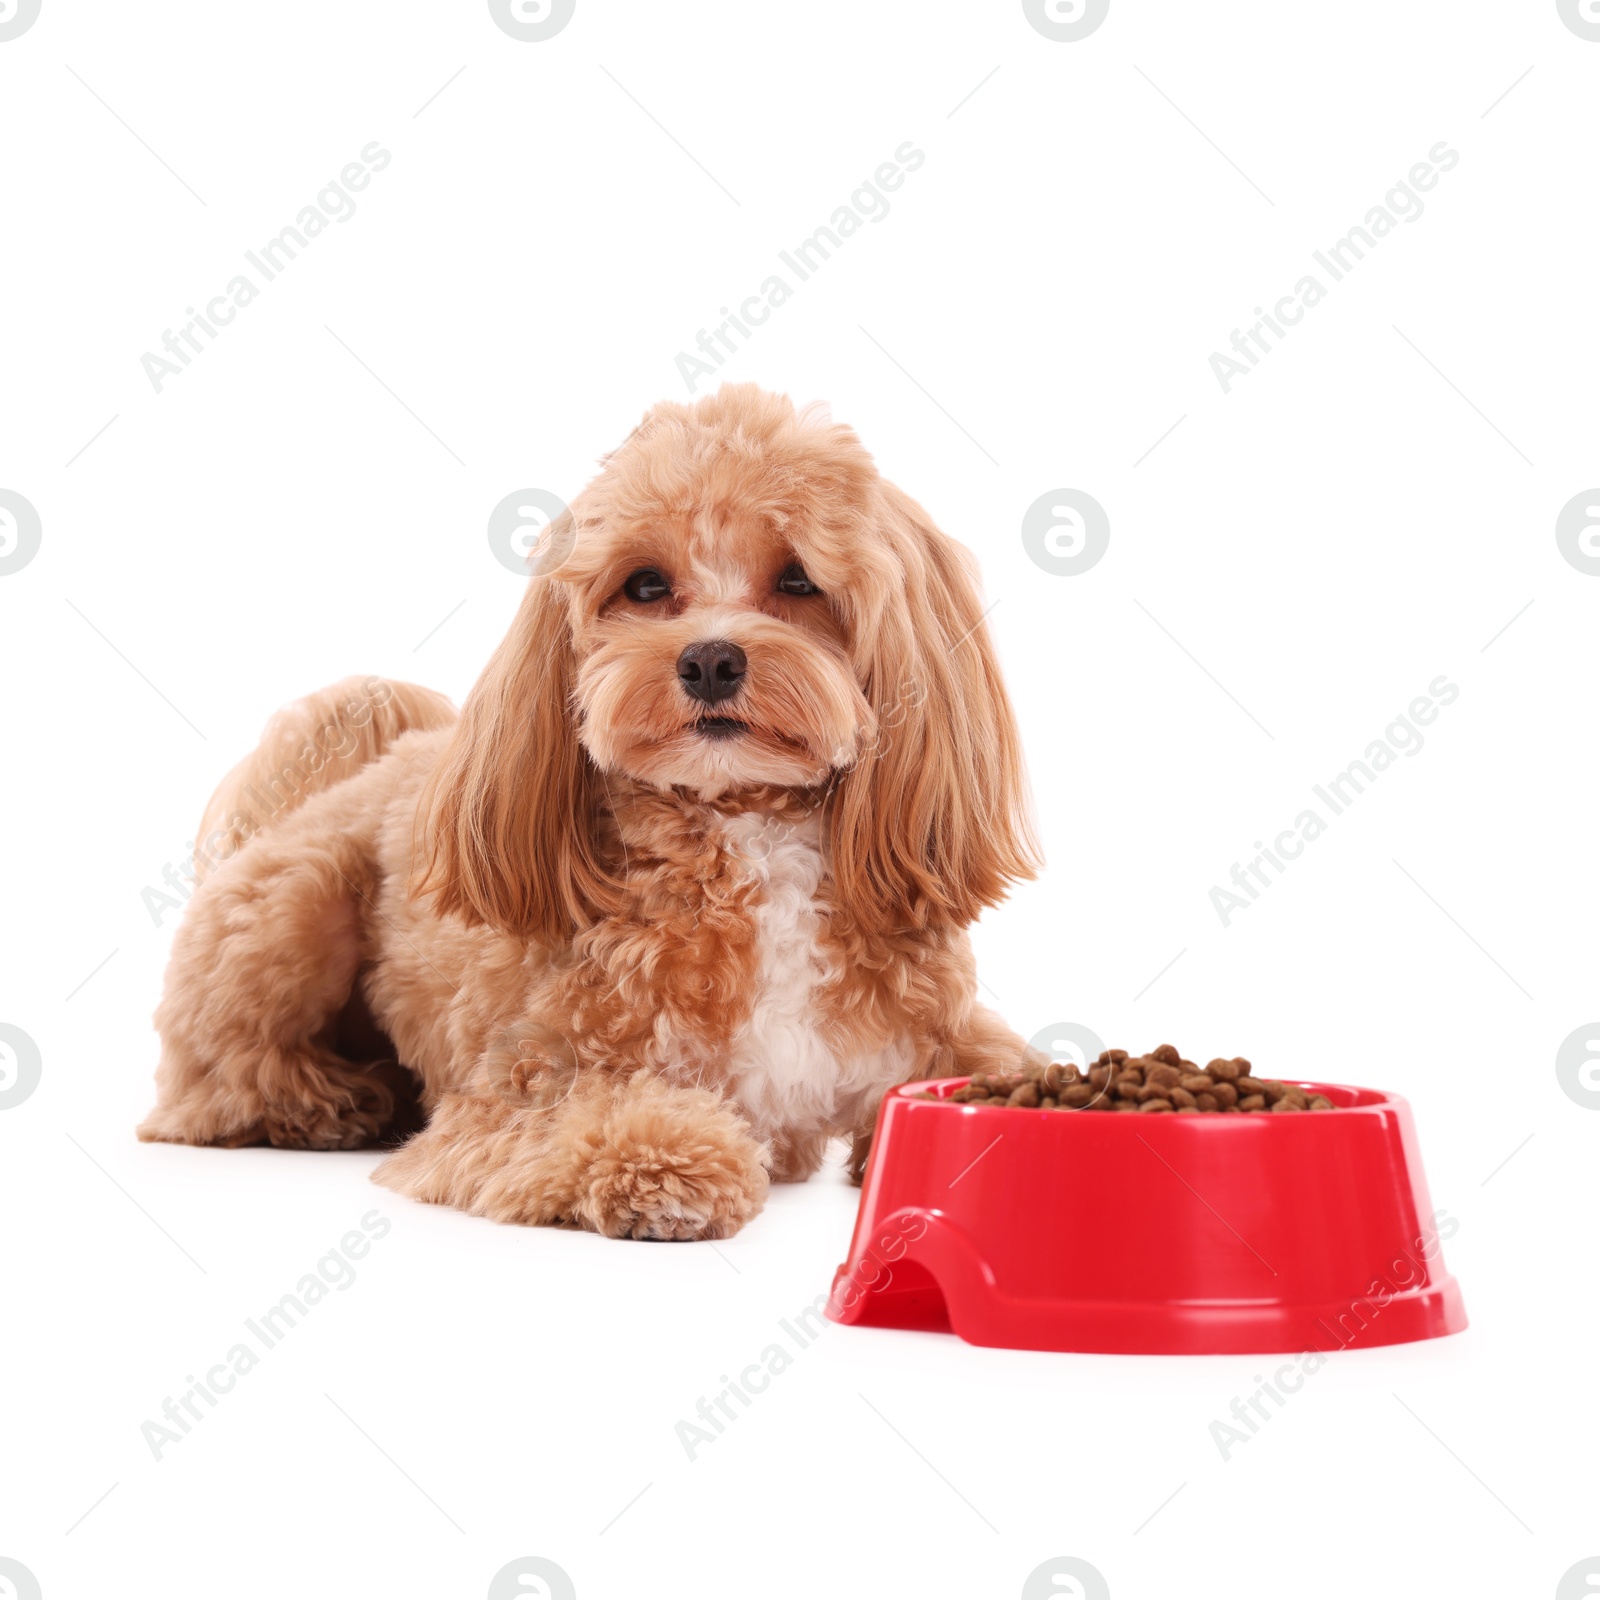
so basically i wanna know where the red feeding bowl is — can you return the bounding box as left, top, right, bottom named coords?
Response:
left=827, top=1078, right=1466, bottom=1354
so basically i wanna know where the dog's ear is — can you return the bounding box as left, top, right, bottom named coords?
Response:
left=828, top=485, right=1040, bottom=930
left=415, top=565, right=615, bottom=941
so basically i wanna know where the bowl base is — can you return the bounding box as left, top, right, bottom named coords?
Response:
left=828, top=1207, right=1469, bottom=1356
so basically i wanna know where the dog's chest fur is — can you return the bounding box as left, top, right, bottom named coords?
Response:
left=645, top=808, right=910, bottom=1137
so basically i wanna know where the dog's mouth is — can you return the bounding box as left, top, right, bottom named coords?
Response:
left=675, top=717, right=816, bottom=762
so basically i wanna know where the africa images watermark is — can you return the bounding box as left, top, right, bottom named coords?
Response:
left=673, top=1293, right=831, bottom=1462
left=1208, top=1209, right=1459, bottom=1462
left=674, top=140, right=925, bottom=393
left=1209, top=141, right=1459, bottom=394
left=674, top=1212, right=925, bottom=1461
left=140, top=1210, right=393, bottom=1461
left=140, top=142, right=392, bottom=394
left=1209, top=674, right=1458, bottom=927
left=139, top=675, right=396, bottom=924
left=0, top=487, right=43, bottom=576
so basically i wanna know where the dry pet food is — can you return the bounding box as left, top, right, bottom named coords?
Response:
left=925, top=1044, right=1335, bottom=1114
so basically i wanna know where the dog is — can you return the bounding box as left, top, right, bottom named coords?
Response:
left=140, top=385, right=1041, bottom=1239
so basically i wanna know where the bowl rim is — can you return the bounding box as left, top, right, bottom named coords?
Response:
left=893, top=1075, right=1405, bottom=1117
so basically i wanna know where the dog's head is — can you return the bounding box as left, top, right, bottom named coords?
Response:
left=420, top=385, right=1038, bottom=940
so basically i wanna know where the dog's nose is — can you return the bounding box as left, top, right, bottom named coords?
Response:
left=677, top=640, right=747, bottom=706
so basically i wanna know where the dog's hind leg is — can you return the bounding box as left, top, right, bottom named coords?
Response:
left=139, top=803, right=399, bottom=1151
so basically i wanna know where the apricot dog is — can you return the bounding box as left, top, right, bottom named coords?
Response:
left=141, top=386, right=1039, bottom=1239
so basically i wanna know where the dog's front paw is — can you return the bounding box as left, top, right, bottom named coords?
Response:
left=573, top=1077, right=769, bottom=1241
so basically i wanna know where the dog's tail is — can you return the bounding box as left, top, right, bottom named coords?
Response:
left=192, top=676, right=457, bottom=881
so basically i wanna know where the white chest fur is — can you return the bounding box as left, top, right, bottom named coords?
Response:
left=717, top=810, right=911, bottom=1137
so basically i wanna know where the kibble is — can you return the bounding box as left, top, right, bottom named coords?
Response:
left=929, top=1047, right=1337, bottom=1114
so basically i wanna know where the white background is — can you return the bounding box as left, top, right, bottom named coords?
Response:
left=2, top=2, right=1597, bottom=1597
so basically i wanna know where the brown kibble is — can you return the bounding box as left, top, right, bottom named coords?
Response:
left=1177, top=1106, right=1200, bottom=1114
left=928, top=1047, right=1334, bottom=1115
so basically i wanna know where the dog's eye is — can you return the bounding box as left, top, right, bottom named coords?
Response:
left=623, top=569, right=672, bottom=602
left=776, top=562, right=820, bottom=597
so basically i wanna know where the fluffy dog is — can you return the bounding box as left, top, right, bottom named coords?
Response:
left=140, top=386, right=1040, bottom=1239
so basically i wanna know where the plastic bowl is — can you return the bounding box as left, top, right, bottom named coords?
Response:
left=827, top=1077, right=1466, bottom=1354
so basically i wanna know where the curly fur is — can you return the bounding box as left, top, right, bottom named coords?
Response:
left=140, top=385, right=1041, bottom=1240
